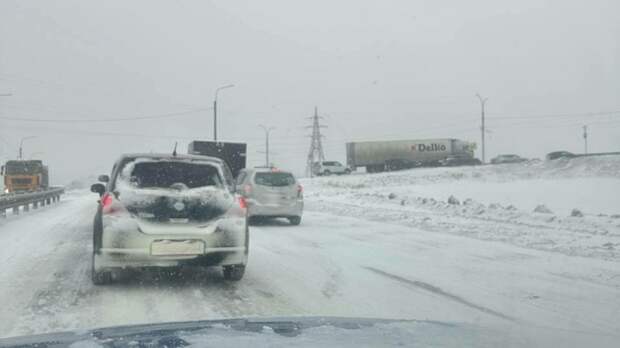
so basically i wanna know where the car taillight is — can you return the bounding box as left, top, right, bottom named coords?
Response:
left=238, top=196, right=247, bottom=209
left=101, top=193, right=125, bottom=215
left=297, top=184, right=303, bottom=197
left=101, top=193, right=113, bottom=210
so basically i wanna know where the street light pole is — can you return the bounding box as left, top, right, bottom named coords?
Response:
left=213, top=84, right=235, bottom=141
left=0, top=93, right=11, bottom=161
left=19, top=136, right=37, bottom=160
left=583, top=125, right=588, bottom=154
left=259, top=125, right=275, bottom=167
left=476, top=93, right=488, bottom=163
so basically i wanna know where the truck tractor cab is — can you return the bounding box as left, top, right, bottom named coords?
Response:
left=1, top=160, right=49, bottom=193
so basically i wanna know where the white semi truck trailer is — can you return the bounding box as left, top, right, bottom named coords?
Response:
left=346, top=138, right=476, bottom=172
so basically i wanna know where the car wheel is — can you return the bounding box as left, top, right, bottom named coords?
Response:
left=223, top=264, right=245, bottom=281
left=323, top=170, right=331, bottom=176
left=344, top=168, right=351, bottom=174
left=91, top=254, right=112, bottom=285
left=288, top=216, right=302, bottom=225
left=248, top=216, right=263, bottom=225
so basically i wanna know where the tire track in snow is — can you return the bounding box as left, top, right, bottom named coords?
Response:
left=363, top=266, right=516, bottom=322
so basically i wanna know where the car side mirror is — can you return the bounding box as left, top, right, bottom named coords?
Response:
left=98, top=175, right=110, bottom=183
left=91, top=183, right=106, bottom=197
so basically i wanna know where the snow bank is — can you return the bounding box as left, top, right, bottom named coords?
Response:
left=302, top=156, right=620, bottom=260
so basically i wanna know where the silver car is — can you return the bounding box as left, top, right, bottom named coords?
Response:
left=490, top=154, right=527, bottom=164
left=235, top=168, right=303, bottom=225
left=89, top=153, right=249, bottom=285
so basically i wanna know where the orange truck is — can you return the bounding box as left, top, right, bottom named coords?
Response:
left=1, top=160, right=49, bottom=193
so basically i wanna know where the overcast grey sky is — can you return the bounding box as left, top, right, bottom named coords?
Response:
left=1, top=0, right=618, bottom=184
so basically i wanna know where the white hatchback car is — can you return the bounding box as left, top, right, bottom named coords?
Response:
left=235, top=168, right=303, bottom=225
left=90, top=153, right=249, bottom=284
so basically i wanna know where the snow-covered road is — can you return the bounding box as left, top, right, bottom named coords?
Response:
left=1, top=179, right=619, bottom=346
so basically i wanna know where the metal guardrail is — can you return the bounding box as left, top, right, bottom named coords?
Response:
left=0, top=187, right=64, bottom=217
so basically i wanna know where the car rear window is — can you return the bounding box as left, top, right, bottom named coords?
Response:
left=123, top=161, right=223, bottom=189
left=254, top=172, right=295, bottom=187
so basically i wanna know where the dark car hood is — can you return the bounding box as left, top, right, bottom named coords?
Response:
left=0, top=317, right=489, bottom=348
left=0, top=317, right=616, bottom=348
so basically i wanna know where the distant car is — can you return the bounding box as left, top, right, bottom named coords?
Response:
left=89, top=153, right=249, bottom=285
left=312, top=161, right=351, bottom=176
left=440, top=155, right=482, bottom=167
left=490, top=154, right=527, bottom=164
left=546, top=151, right=578, bottom=161
left=236, top=168, right=304, bottom=225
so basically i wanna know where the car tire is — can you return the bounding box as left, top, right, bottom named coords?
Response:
left=323, top=170, right=331, bottom=176
left=223, top=264, right=245, bottom=281
left=288, top=216, right=302, bottom=225
left=248, top=216, right=263, bottom=225
left=344, top=168, right=351, bottom=174
left=91, top=254, right=112, bottom=285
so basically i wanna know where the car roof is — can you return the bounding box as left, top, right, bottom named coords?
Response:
left=118, top=153, right=225, bottom=165
left=547, top=151, right=573, bottom=156
left=242, top=167, right=294, bottom=175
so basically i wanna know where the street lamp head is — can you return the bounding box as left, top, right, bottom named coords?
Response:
left=258, top=125, right=275, bottom=134
left=215, top=84, right=235, bottom=99
left=18, top=136, right=38, bottom=160
left=19, top=136, right=37, bottom=145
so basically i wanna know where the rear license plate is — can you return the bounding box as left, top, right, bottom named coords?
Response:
left=151, top=239, right=204, bottom=256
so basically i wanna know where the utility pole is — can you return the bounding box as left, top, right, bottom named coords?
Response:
left=305, top=106, right=327, bottom=177
left=476, top=93, right=488, bottom=163
left=213, top=84, right=234, bottom=141
left=583, top=125, right=588, bottom=154
left=258, top=125, right=275, bottom=167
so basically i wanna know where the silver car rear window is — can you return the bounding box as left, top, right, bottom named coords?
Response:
left=254, top=172, right=295, bottom=187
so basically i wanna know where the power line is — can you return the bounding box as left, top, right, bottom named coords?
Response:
left=0, top=124, right=201, bottom=140
left=0, top=107, right=212, bottom=123
left=488, top=110, right=620, bottom=120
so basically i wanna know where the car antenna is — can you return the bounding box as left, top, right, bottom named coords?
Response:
left=172, top=142, right=178, bottom=157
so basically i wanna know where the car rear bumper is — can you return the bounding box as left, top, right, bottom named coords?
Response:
left=95, top=246, right=247, bottom=270
left=95, top=216, right=248, bottom=270
left=247, top=199, right=303, bottom=217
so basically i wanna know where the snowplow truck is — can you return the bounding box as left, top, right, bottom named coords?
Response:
left=1, top=160, right=49, bottom=193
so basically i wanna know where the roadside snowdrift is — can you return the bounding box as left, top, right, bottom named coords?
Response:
left=302, top=156, right=620, bottom=260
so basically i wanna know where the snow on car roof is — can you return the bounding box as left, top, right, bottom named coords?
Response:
left=246, top=167, right=294, bottom=174
left=119, top=153, right=225, bottom=164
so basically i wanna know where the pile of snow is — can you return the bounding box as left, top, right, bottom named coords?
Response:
left=302, top=156, right=620, bottom=260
